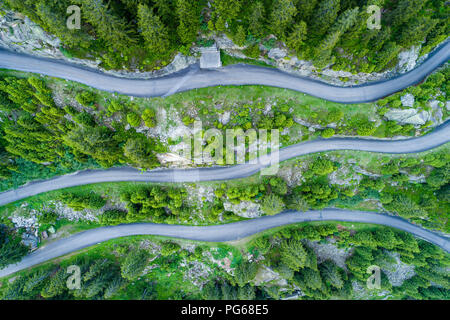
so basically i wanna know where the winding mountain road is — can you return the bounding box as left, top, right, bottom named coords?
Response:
left=0, top=122, right=448, bottom=278
left=0, top=208, right=448, bottom=278
left=0, top=40, right=449, bottom=103
left=0, top=39, right=448, bottom=206
left=0, top=121, right=448, bottom=207
left=0, top=43, right=449, bottom=278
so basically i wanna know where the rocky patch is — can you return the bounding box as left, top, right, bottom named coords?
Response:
left=223, top=200, right=262, bottom=218
left=384, top=108, right=430, bottom=125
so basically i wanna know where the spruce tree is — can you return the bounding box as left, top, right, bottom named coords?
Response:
left=176, top=0, right=200, bottom=44
left=137, top=3, right=170, bottom=56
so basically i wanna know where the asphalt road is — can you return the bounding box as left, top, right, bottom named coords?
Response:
left=0, top=40, right=449, bottom=103
left=0, top=43, right=449, bottom=278
left=0, top=120, right=448, bottom=207
left=0, top=208, right=448, bottom=278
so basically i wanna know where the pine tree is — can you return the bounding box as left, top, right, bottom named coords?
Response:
left=237, top=284, right=256, bottom=300
left=319, top=260, right=344, bottom=289
left=104, top=278, right=123, bottom=299
left=80, top=0, right=135, bottom=52
left=296, top=0, right=318, bottom=21
left=261, top=193, right=284, bottom=215
left=286, top=21, right=308, bottom=53
left=373, top=41, right=400, bottom=72
left=301, top=268, right=323, bottom=290
left=339, top=0, right=384, bottom=50
left=220, top=281, right=238, bottom=300
left=309, top=0, right=341, bottom=39
left=233, top=25, right=247, bottom=46
left=40, top=268, right=68, bottom=298
left=36, top=1, right=91, bottom=49
left=279, top=239, right=308, bottom=271
left=396, top=17, right=437, bottom=48
left=0, top=226, right=28, bottom=268
left=137, top=3, right=170, bottom=55
left=386, top=0, right=425, bottom=28
left=153, top=0, right=176, bottom=26
left=120, top=249, right=149, bottom=280
left=248, top=1, right=266, bottom=38
left=202, top=281, right=222, bottom=299
left=0, top=90, right=17, bottom=112
left=176, top=0, right=200, bottom=44
left=317, top=7, right=359, bottom=53
left=63, top=125, right=122, bottom=167
left=4, top=0, right=44, bottom=25
left=234, top=260, right=259, bottom=287
left=123, top=137, right=158, bottom=169
left=212, top=0, right=243, bottom=32
left=269, top=0, right=297, bottom=38
left=23, top=269, right=51, bottom=294
left=119, top=0, right=142, bottom=13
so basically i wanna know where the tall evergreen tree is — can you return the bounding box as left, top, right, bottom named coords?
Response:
left=153, top=0, right=176, bottom=25
left=248, top=1, right=266, bottom=38
left=123, top=136, right=159, bottom=169
left=234, top=260, right=259, bottom=287
left=212, top=0, right=243, bottom=32
left=270, top=0, right=297, bottom=38
left=295, top=0, right=318, bottom=21
left=286, top=21, right=308, bottom=53
left=386, top=0, right=426, bottom=28
left=35, top=1, right=91, bottom=49
left=319, top=260, right=344, bottom=289
left=279, top=239, right=308, bottom=271
left=0, top=225, right=28, bottom=268
left=309, top=0, right=341, bottom=39
left=176, top=0, right=200, bottom=44
left=137, top=3, right=170, bottom=56
left=79, top=0, right=135, bottom=52
left=121, top=249, right=149, bottom=280
left=318, top=7, right=359, bottom=52
left=396, top=17, right=437, bottom=48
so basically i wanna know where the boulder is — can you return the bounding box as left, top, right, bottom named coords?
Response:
left=156, top=152, right=191, bottom=166
left=384, top=108, right=429, bottom=125
left=168, top=53, right=197, bottom=72
left=223, top=201, right=262, bottom=218
left=268, top=48, right=287, bottom=60
left=21, top=233, right=39, bottom=250
left=397, top=46, right=420, bottom=73
left=406, top=111, right=429, bottom=125
left=400, top=93, right=415, bottom=107
left=214, top=34, right=241, bottom=50
left=384, top=108, right=416, bottom=121
left=219, top=110, right=231, bottom=125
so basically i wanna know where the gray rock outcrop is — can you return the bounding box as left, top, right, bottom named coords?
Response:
left=384, top=108, right=430, bottom=125
left=0, top=11, right=62, bottom=58
left=268, top=48, right=288, bottom=60
left=400, top=93, right=415, bottom=107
